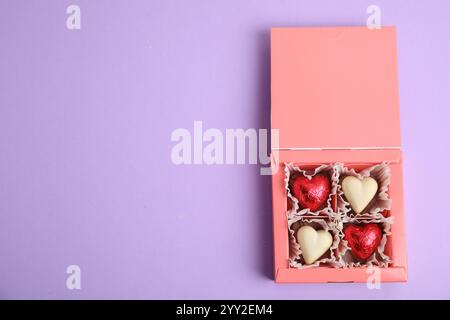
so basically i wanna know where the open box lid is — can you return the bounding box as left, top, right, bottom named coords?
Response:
left=271, top=26, right=401, bottom=150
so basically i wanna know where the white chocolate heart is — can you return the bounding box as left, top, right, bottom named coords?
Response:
left=342, top=176, right=378, bottom=214
left=297, top=226, right=332, bottom=265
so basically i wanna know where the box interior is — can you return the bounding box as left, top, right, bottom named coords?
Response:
left=271, top=149, right=407, bottom=283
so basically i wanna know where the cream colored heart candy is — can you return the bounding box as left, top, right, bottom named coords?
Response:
left=342, top=176, right=378, bottom=214
left=296, top=226, right=332, bottom=265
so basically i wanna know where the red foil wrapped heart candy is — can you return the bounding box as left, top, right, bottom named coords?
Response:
left=343, top=223, right=382, bottom=261
left=290, top=174, right=330, bottom=212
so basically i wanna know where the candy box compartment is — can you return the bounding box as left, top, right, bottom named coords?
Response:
left=270, top=26, right=407, bottom=283
left=272, top=155, right=407, bottom=283
left=287, top=162, right=394, bottom=269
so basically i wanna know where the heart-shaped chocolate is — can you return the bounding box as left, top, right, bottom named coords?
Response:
left=343, top=223, right=382, bottom=260
left=290, top=174, right=330, bottom=211
left=342, top=176, right=378, bottom=214
left=297, top=226, right=332, bottom=264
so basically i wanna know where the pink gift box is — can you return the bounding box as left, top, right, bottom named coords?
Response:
left=270, top=26, right=407, bottom=283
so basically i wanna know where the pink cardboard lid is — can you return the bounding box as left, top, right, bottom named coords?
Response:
left=271, top=26, right=401, bottom=150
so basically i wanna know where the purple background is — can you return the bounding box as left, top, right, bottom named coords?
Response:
left=1, top=0, right=449, bottom=299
